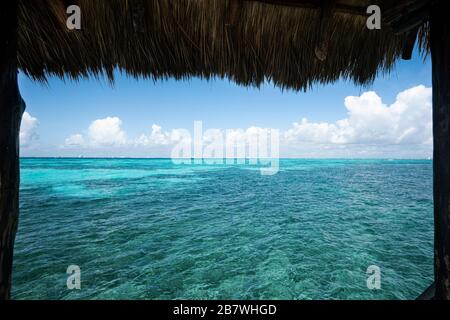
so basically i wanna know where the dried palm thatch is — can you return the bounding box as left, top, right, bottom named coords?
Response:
left=17, top=0, right=427, bottom=90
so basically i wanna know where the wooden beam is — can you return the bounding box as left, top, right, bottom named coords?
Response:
left=401, top=26, right=419, bottom=60
left=391, top=6, right=430, bottom=35
left=0, top=0, right=25, bottom=300
left=247, top=0, right=367, bottom=17
left=251, top=0, right=432, bottom=27
left=383, top=0, right=431, bottom=35
left=430, top=0, right=450, bottom=300
left=383, top=0, right=430, bottom=25
left=315, top=0, right=336, bottom=61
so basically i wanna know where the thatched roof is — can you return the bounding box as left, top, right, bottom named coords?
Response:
left=17, top=0, right=429, bottom=91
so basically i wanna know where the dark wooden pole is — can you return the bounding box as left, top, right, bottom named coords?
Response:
left=0, top=0, right=25, bottom=300
left=430, top=0, right=450, bottom=300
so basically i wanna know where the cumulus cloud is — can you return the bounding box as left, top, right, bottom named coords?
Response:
left=62, top=85, right=432, bottom=158
left=135, top=124, right=172, bottom=146
left=63, top=116, right=127, bottom=148
left=64, top=134, right=85, bottom=147
left=284, top=85, right=432, bottom=147
left=20, top=112, right=39, bottom=147
left=63, top=117, right=273, bottom=158
left=88, top=117, right=127, bottom=146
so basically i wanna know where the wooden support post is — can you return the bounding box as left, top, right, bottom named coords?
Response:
left=0, top=0, right=25, bottom=300
left=430, top=0, right=450, bottom=300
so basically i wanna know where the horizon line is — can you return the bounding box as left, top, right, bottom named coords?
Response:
left=19, top=156, right=433, bottom=160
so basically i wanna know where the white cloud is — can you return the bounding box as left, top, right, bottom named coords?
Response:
left=61, top=85, right=432, bottom=158
left=20, top=112, right=39, bottom=147
left=170, top=128, right=193, bottom=145
left=284, top=85, right=432, bottom=148
left=64, top=134, right=85, bottom=147
left=88, top=116, right=127, bottom=146
left=135, top=124, right=171, bottom=146
left=63, top=116, right=127, bottom=148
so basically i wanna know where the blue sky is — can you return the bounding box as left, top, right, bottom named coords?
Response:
left=19, top=49, right=432, bottom=158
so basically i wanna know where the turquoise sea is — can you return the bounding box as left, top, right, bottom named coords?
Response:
left=12, top=158, right=433, bottom=300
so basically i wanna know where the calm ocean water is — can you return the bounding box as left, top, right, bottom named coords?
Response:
left=12, top=158, right=433, bottom=300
